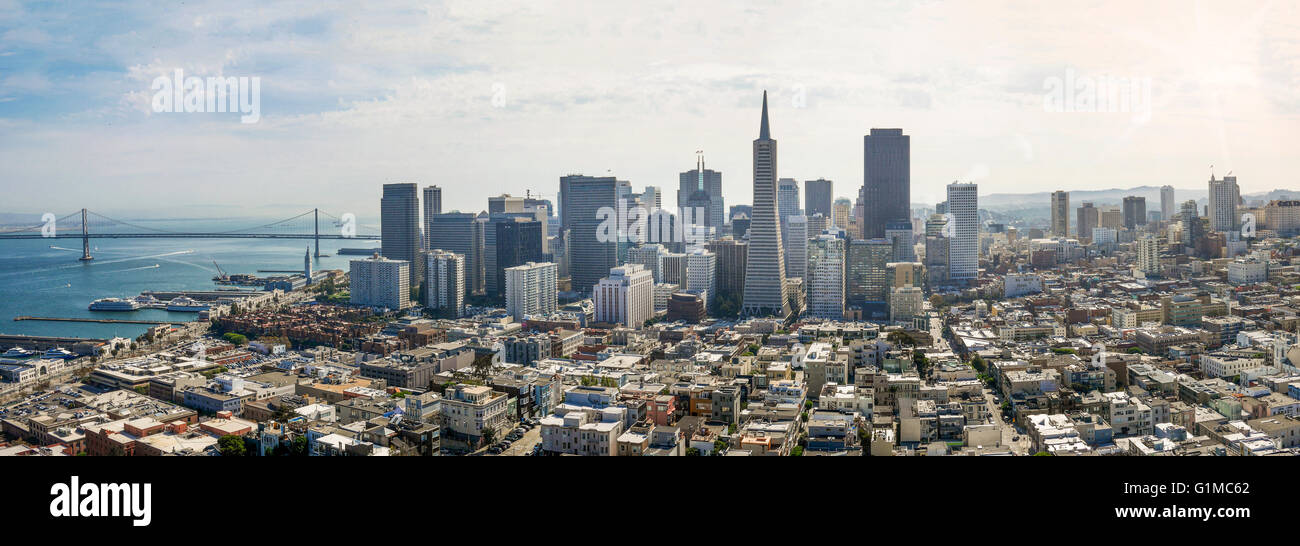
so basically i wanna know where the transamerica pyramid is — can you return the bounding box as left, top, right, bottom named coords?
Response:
left=741, top=91, right=791, bottom=318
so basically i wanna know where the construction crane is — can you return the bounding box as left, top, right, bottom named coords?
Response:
left=212, top=260, right=228, bottom=282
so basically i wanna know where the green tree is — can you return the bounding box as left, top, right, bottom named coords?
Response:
left=713, top=439, right=728, bottom=455
left=481, top=426, right=497, bottom=447
left=218, top=435, right=247, bottom=457
left=790, top=446, right=804, bottom=456
left=222, top=332, right=248, bottom=346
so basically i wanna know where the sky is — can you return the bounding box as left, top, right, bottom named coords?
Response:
left=0, top=0, right=1297, bottom=220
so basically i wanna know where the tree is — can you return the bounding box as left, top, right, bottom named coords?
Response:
left=970, top=355, right=987, bottom=373
left=481, top=426, right=497, bottom=447
left=686, top=447, right=701, bottom=456
left=713, top=439, right=728, bottom=455
left=218, top=435, right=247, bottom=457
left=790, top=446, right=804, bottom=456
left=222, top=332, right=248, bottom=346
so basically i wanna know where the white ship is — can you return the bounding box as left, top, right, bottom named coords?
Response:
left=166, top=296, right=210, bottom=312
left=88, top=297, right=140, bottom=311
left=42, top=347, right=76, bottom=360
left=2, top=347, right=35, bottom=358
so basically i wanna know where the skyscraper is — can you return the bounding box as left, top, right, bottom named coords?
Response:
left=1050, top=190, right=1069, bottom=236
left=484, top=214, right=546, bottom=300
left=1123, top=196, right=1147, bottom=230
left=860, top=128, right=910, bottom=239
left=785, top=215, right=808, bottom=280
left=705, top=237, right=747, bottom=304
left=594, top=263, right=654, bottom=328
left=1160, top=185, right=1176, bottom=225
left=381, top=183, right=422, bottom=289
left=560, top=175, right=624, bottom=295
left=806, top=233, right=845, bottom=320
left=946, top=182, right=978, bottom=282
left=505, top=261, right=557, bottom=321
left=778, top=178, right=800, bottom=233
left=422, top=185, right=442, bottom=249
left=832, top=198, right=852, bottom=230
left=804, top=178, right=833, bottom=218
left=1208, top=175, right=1240, bottom=233
left=350, top=254, right=411, bottom=310
left=884, top=219, right=915, bottom=262
left=425, top=249, right=465, bottom=318
left=427, top=212, right=482, bottom=297
left=678, top=155, right=724, bottom=231
left=1136, top=234, right=1160, bottom=276
left=741, top=92, right=790, bottom=318
left=686, top=248, right=717, bottom=311
left=1076, top=202, right=1098, bottom=243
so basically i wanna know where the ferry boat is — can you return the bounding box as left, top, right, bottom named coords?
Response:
left=88, top=297, right=141, bottom=311
left=166, top=296, right=211, bottom=312
left=42, top=347, right=77, bottom=360
left=1, top=347, right=35, bottom=358
left=133, top=294, right=165, bottom=309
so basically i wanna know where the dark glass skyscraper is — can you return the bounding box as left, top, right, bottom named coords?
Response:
left=860, top=128, right=910, bottom=239
left=678, top=155, right=724, bottom=231
left=804, top=178, right=833, bottom=218
left=428, top=212, right=482, bottom=297
left=381, top=182, right=422, bottom=289
left=560, top=175, right=624, bottom=295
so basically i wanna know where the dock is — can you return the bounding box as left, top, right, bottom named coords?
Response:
left=14, top=316, right=191, bottom=325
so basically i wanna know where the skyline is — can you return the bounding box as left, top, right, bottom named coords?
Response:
left=0, top=1, right=1298, bottom=217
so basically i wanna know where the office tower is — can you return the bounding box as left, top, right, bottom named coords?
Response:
left=847, top=238, right=893, bottom=310
left=381, top=183, right=422, bottom=289
left=1136, top=234, right=1160, bottom=276
left=729, top=205, right=752, bottom=223
left=666, top=292, right=706, bottom=323
left=427, top=212, right=482, bottom=297
left=1101, top=207, right=1124, bottom=230
left=889, top=286, right=924, bottom=325
left=560, top=175, right=623, bottom=295
left=924, top=236, right=950, bottom=286
left=484, top=214, right=545, bottom=300
left=946, top=182, right=978, bottom=282
left=1265, top=200, right=1300, bottom=236
left=785, top=215, right=808, bottom=279
left=1123, top=196, right=1147, bottom=230
left=642, top=186, right=662, bottom=211
left=860, top=128, right=910, bottom=239
left=741, top=91, right=790, bottom=317
left=807, top=213, right=829, bottom=237
left=594, top=263, right=654, bottom=328
left=489, top=194, right=525, bottom=214
left=422, top=186, right=442, bottom=249
left=731, top=213, right=750, bottom=239
left=678, top=155, right=724, bottom=231
left=1180, top=200, right=1204, bottom=252
left=832, top=198, right=851, bottom=230
left=1076, top=202, right=1098, bottom=242
left=885, top=218, right=915, bottom=262
left=778, top=178, right=801, bottom=229
left=425, top=249, right=465, bottom=318
left=350, top=254, right=411, bottom=310
left=806, top=233, right=846, bottom=319
left=925, top=213, right=947, bottom=237
left=885, top=261, right=925, bottom=294
left=504, top=261, right=557, bottom=321
left=627, top=243, right=668, bottom=282
left=686, top=248, right=717, bottom=310
left=705, top=237, right=748, bottom=302
left=1160, top=185, right=1176, bottom=224
left=1051, top=190, right=1069, bottom=236
left=1208, top=175, right=1240, bottom=233
left=804, top=178, right=834, bottom=218
left=660, top=252, right=688, bottom=288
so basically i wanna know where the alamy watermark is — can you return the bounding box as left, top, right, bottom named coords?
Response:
left=596, top=200, right=710, bottom=244
left=151, top=69, right=261, bottom=123
left=1043, top=68, right=1151, bottom=123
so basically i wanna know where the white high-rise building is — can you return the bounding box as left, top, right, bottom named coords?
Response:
left=806, top=233, right=845, bottom=319
left=1208, top=175, right=1240, bottom=233
left=425, top=249, right=465, bottom=317
left=504, top=262, right=557, bottom=322
left=350, top=254, right=411, bottom=310
left=1160, top=185, right=1176, bottom=225
left=785, top=214, right=808, bottom=280
left=741, top=91, right=791, bottom=318
left=686, top=248, right=716, bottom=311
left=628, top=243, right=668, bottom=282
left=946, top=182, right=979, bottom=282
left=1136, top=234, right=1160, bottom=276
left=594, top=263, right=654, bottom=328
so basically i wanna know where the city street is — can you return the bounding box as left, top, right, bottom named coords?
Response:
left=496, top=425, right=542, bottom=456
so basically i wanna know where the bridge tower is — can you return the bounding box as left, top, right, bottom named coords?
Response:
left=78, top=208, right=93, bottom=261
left=313, top=208, right=321, bottom=258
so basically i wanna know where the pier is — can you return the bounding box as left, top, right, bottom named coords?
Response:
left=14, top=316, right=191, bottom=325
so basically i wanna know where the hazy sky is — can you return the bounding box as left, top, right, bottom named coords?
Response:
left=1, top=0, right=1297, bottom=219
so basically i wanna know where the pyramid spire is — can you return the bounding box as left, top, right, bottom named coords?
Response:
left=759, top=90, right=770, bottom=139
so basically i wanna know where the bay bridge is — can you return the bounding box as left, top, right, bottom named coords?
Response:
left=0, top=208, right=381, bottom=261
